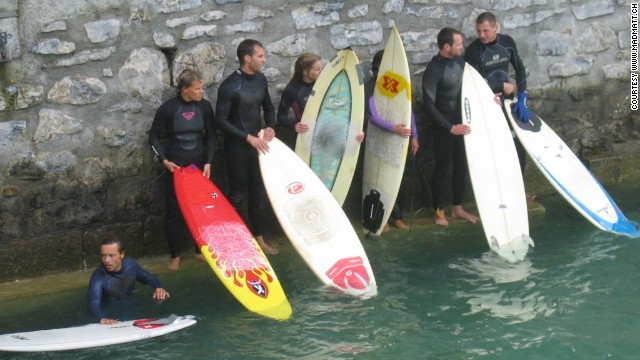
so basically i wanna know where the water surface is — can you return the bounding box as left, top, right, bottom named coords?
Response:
left=1, top=182, right=638, bottom=359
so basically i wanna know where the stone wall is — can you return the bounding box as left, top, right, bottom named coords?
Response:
left=0, top=0, right=638, bottom=281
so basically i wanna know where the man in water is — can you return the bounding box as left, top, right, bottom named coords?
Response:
left=215, top=39, right=279, bottom=255
left=87, top=237, right=170, bottom=325
left=422, top=27, right=477, bottom=227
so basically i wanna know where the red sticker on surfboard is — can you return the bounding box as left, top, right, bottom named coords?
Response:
left=133, top=319, right=165, bottom=329
left=325, top=257, right=371, bottom=290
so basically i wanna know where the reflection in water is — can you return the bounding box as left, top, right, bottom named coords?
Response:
left=450, top=252, right=541, bottom=284
left=450, top=253, right=554, bottom=324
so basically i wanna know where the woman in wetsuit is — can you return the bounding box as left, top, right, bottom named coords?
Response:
left=149, top=69, right=216, bottom=270
left=276, top=52, right=322, bottom=144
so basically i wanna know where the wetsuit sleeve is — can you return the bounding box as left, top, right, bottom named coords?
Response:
left=87, top=270, right=106, bottom=319
left=131, top=261, right=162, bottom=289
left=367, top=96, right=395, bottom=132
left=202, top=100, right=217, bottom=165
left=262, top=78, right=277, bottom=128
left=215, top=78, right=250, bottom=141
left=422, top=62, right=454, bottom=130
left=411, top=112, right=418, bottom=139
left=149, top=100, right=173, bottom=162
left=276, top=84, right=298, bottom=130
left=504, top=35, right=527, bottom=92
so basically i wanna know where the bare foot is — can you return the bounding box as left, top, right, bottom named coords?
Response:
left=382, top=223, right=391, bottom=233
left=526, top=193, right=537, bottom=204
left=256, top=236, right=279, bottom=255
left=451, top=206, right=478, bottom=224
left=194, top=253, right=205, bottom=262
left=392, top=219, right=409, bottom=229
left=168, top=257, right=180, bottom=271
left=435, top=208, right=449, bottom=227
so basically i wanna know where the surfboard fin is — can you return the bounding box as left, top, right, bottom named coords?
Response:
left=363, top=190, right=385, bottom=233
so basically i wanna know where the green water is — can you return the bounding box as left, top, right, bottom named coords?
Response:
left=1, top=182, right=639, bottom=359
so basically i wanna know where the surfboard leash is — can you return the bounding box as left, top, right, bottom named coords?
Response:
left=396, top=151, right=432, bottom=240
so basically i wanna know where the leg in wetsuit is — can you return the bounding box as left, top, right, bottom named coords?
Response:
left=431, top=127, right=468, bottom=212
left=225, top=139, right=265, bottom=237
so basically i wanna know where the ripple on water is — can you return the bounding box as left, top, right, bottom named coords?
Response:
left=449, top=253, right=554, bottom=325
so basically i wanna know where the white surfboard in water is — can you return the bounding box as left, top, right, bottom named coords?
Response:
left=504, top=99, right=639, bottom=238
left=261, top=134, right=377, bottom=297
left=0, top=314, right=196, bottom=352
left=461, top=64, right=534, bottom=262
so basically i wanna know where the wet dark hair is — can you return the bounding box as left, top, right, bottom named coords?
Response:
left=371, top=50, right=384, bottom=77
left=437, top=27, right=462, bottom=49
left=237, top=39, right=264, bottom=65
left=476, top=12, right=497, bottom=26
left=290, top=52, right=321, bottom=84
left=176, top=68, right=203, bottom=95
left=101, top=236, right=124, bottom=253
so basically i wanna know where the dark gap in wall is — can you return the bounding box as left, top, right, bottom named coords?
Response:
left=161, top=48, right=177, bottom=86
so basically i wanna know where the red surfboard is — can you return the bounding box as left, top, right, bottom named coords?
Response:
left=173, top=165, right=291, bottom=320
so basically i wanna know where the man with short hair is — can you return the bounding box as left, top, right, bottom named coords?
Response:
left=465, top=11, right=531, bottom=175
left=215, top=39, right=279, bottom=255
left=87, top=237, right=170, bottom=325
left=422, top=27, right=477, bottom=227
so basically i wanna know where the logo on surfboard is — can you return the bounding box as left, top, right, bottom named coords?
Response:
left=325, top=257, right=371, bottom=291
left=325, top=95, right=348, bottom=108
left=286, top=182, right=305, bottom=194
left=376, top=71, right=411, bottom=100
left=133, top=319, right=166, bottom=330
left=463, top=98, right=471, bottom=124
left=246, top=271, right=269, bottom=298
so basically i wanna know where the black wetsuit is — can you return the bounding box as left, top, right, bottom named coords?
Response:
left=465, top=33, right=528, bottom=173
left=422, top=54, right=468, bottom=210
left=87, top=258, right=162, bottom=320
left=277, top=80, right=314, bottom=130
left=149, top=95, right=216, bottom=258
left=215, top=69, right=276, bottom=237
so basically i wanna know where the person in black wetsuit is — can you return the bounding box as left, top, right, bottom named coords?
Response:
left=87, top=237, right=170, bottom=325
left=215, top=39, right=278, bottom=255
left=276, top=52, right=322, bottom=144
left=465, top=12, right=532, bottom=186
left=365, top=50, right=419, bottom=232
left=149, top=69, right=216, bottom=270
left=422, top=28, right=478, bottom=227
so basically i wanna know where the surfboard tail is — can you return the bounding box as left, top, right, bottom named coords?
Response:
left=490, top=234, right=534, bottom=263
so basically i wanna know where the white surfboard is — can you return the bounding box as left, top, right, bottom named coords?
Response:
left=362, top=26, right=412, bottom=235
left=461, top=64, right=534, bottom=262
left=260, top=134, right=377, bottom=297
left=0, top=315, right=196, bottom=352
left=505, top=99, right=640, bottom=238
left=295, top=48, right=364, bottom=206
